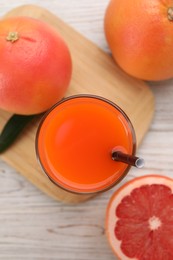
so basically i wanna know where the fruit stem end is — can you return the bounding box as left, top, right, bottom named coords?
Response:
left=6, top=32, right=19, bottom=43
left=168, top=7, right=173, bottom=21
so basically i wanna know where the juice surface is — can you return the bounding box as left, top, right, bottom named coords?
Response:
left=37, top=96, right=135, bottom=193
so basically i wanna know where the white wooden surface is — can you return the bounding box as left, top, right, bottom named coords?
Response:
left=0, top=1, right=173, bottom=259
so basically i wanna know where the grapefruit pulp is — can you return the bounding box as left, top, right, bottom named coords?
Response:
left=106, top=175, right=173, bottom=259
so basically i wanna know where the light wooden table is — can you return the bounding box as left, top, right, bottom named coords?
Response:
left=0, top=1, right=173, bottom=259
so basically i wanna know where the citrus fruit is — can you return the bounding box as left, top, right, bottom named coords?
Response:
left=0, top=16, right=72, bottom=115
left=104, top=0, right=173, bottom=81
left=106, top=175, right=173, bottom=259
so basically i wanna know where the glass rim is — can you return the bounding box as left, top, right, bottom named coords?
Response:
left=35, top=94, right=137, bottom=195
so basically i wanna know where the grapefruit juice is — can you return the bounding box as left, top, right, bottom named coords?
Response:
left=36, top=95, right=136, bottom=194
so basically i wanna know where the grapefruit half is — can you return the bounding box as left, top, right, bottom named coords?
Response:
left=106, top=175, right=173, bottom=259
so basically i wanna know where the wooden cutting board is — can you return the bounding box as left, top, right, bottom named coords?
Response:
left=0, top=5, right=154, bottom=203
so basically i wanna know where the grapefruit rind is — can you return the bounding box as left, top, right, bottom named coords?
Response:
left=106, top=175, right=173, bottom=260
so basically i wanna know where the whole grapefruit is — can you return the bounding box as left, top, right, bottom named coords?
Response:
left=106, top=175, right=173, bottom=259
left=104, top=0, right=173, bottom=81
left=0, top=16, right=72, bottom=115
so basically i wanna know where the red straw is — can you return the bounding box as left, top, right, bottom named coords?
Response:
left=112, top=150, right=145, bottom=168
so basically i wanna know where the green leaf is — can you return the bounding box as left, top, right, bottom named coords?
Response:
left=0, top=114, right=36, bottom=153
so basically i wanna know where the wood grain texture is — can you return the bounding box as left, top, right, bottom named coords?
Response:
left=0, top=5, right=154, bottom=204
left=0, top=1, right=173, bottom=260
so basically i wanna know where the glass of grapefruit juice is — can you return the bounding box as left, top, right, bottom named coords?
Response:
left=36, top=95, right=137, bottom=194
